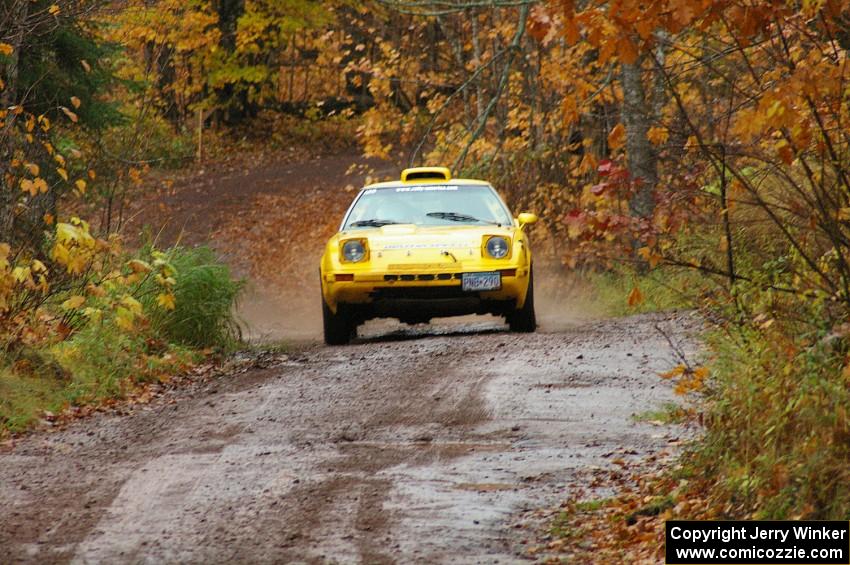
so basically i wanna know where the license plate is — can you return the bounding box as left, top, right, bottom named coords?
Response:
left=462, top=271, right=501, bottom=292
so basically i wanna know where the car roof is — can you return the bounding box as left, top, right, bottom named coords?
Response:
left=362, top=178, right=492, bottom=190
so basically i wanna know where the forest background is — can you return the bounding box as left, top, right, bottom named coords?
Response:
left=3, top=0, right=850, bottom=558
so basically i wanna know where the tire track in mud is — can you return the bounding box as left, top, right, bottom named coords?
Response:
left=0, top=311, right=699, bottom=564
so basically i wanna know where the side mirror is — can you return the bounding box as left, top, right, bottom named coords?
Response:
left=517, top=212, right=538, bottom=227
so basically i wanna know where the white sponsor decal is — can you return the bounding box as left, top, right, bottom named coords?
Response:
left=395, top=185, right=459, bottom=192
left=381, top=242, right=474, bottom=250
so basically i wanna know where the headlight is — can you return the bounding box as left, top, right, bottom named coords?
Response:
left=341, top=239, right=367, bottom=263
left=485, top=236, right=510, bottom=259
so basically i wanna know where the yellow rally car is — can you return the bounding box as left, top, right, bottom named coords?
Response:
left=320, top=167, right=538, bottom=344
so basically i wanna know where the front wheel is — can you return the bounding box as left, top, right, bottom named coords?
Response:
left=507, top=271, right=537, bottom=333
left=322, top=299, right=355, bottom=345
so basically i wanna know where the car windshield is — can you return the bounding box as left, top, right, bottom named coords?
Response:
left=343, top=184, right=513, bottom=229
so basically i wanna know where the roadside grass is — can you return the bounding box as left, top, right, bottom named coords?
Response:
left=584, top=265, right=708, bottom=317
left=632, top=402, right=689, bottom=425
left=147, top=246, right=244, bottom=349
left=532, top=493, right=667, bottom=561
left=624, top=494, right=675, bottom=524
left=0, top=245, right=242, bottom=436
left=575, top=497, right=614, bottom=512
left=1, top=338, right=198, bottom=434
left=0, top=367, right=65, bottom=433
left=51, top=326, right=198, bottom=403
left=549, top=498, right=615, bottom=542
left=549, top=511, right=585, bottom=541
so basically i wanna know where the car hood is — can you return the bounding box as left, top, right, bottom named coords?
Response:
left=336, top=224, right=516, bottom=267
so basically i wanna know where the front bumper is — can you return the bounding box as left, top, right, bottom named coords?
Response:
left=321, top=267, right=530, bottom=319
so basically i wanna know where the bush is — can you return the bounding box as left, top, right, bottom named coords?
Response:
left=686, top=316, right=850, bottom=519
left=0, top=231, right=242, bottom=434
left=580, top=239, right=850, bottom=519
left=97, top=111, right=195, bottom=170
left=148, top=246, right=244, bottom=349
left=233, top=111, right=362, bottom=152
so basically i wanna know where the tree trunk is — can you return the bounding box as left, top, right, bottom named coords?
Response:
left=620, top=57, right=657, bottom=220
left=216, top=0, right=244, bottom=52
left=214, top=0, right=246, bottom=124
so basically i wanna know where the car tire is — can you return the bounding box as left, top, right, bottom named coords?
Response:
left=507, top=269, right=537, bottom=333
left=322, top=298, right=355, bottom=345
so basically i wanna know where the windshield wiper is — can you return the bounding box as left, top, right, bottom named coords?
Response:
left=349, top=219, right=400, bottom=228
left=426, top=212, right=501, bottom=225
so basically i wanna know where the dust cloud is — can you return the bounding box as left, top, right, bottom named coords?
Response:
left=235, top=264, right=601, bottom=344
left=237, top=282, right=324, bottom=343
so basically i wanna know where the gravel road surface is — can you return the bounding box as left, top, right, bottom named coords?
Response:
left=0, top=312, right=697, bottom=564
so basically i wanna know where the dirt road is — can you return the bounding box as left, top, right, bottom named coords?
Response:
left=0, top=312, right=697, bottom=563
